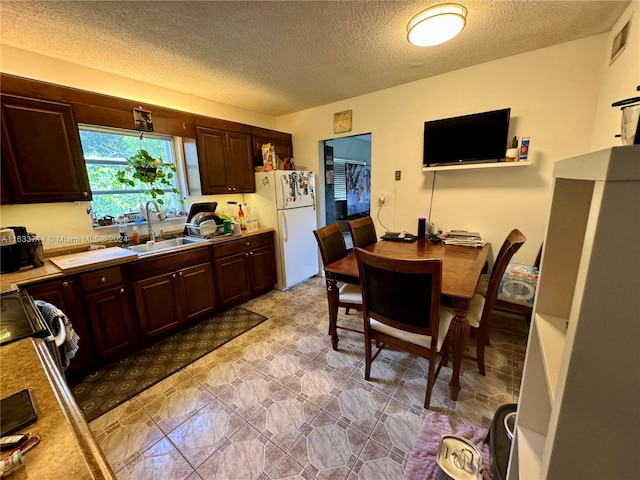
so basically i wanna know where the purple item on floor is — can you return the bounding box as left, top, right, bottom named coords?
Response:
left=403, top=412, right=490, bottom=480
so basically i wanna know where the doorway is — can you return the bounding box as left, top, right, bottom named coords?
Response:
left=322, top=134, right=372, bottom=231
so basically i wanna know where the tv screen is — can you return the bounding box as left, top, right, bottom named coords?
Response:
left=423, top=108, right=510, bottom=166
left=345, top=163, right=371, bottom=217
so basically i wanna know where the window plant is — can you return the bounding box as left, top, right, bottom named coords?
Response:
left=115, top=148, right=179, bottom=205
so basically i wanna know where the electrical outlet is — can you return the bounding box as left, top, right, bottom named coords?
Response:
left=377, top=193, right=387, bottom=207
left=395, top=170, right=401, bottom=181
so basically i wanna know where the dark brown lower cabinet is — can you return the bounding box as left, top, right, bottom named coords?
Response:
left=79, top=266, right=138, bottom=361
left=84, top=285, right=138, bottom=361
left=130, top=247, right=217, bottom=340
left=213, top=232, right=276, bottom=307
left=26, top=277, right=96, bottom=375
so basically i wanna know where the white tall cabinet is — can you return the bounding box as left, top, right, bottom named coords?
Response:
left=507, top=146, right=640, bottom=479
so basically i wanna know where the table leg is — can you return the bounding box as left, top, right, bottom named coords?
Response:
left=325, top=273, right=339, bottom=351
left=448, top=298, right=471, bottom=401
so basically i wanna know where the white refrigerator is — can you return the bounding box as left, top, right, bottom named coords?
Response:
left=250, top=170, right=319, bottom=291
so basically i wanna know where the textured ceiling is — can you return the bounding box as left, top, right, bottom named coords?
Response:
left=0, top=1, right=630, bottom=116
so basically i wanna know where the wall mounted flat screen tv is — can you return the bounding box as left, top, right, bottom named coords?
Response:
left=423, top=108, right=511, bottom=167
left=345, top=163, right=371, bottom=217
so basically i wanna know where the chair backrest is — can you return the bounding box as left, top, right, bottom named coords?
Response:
left=485, top=229, right=526, bottom=312
left=313, top=223, right=349, bottom=267
left=355, top=247, right=442, bottom=339
left=348, top=216, right=377, bottom=249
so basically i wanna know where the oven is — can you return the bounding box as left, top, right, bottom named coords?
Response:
left=0, top=289, right=65, bottom=374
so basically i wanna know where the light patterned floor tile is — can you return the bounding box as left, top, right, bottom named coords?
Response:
left=267, top=455, right=316, bottom=480
left=186, top=351, right=253, bottom=397
left=254, top=349, right=315, bottom=386
left=248, top=386, right=322, bottom=452
left=196, top=423, right=285, bottom=479
left=288, top=410, right=368, bottom=480
left=115, top=438, right=194, bottom=480
left=135, top=371, right=192, bottom=407
left=168, top=398, right=247, bottom=469
left=391, top=367, right=450, bottom=412
left=96, top=407, right=165, bottom=472
left=217, top=368, right=286, bottom=420
left=322, top=377, right=389, bottom=437
left=142, top=376, right=215, bottom=434
left=347, top=439, right=405, bottom=480
left=369, top=399, right=428, bottom=460
left=348, top=356, right=407, bottom=398
left=89, top=397, right=143, bottom=437
left=284, top=361, right=349, bottom=409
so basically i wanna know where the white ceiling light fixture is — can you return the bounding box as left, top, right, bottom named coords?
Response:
left=407, top=3, right=467, bottom=47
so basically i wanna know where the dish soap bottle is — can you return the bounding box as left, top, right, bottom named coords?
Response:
left=238, top=204, right=247, bottom=230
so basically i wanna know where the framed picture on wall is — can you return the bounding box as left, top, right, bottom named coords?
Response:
left=610, top=19, right=630, bottom=65
left=133, top=107, right=154, bottom=132
left=334, top=110, right=352, bottom=133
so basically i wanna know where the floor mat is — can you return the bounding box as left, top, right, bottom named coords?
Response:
left=69, top=307, right=267, bottom=422
left=403, top=412, right=490, bottom=480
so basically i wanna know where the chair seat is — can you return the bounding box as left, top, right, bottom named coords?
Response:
left=435, top=295, right=484, bottom=329
left=339, top=282, right=363, bottom=304
left=370, top=307, right=455, bottom=352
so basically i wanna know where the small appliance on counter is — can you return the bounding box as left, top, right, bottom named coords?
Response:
left=0, top=226, right=44, bottom=273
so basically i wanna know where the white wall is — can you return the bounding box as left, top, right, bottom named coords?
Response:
left=278, top=35, right=618, bottom=266
left=0, top=45, right=278, bottom=251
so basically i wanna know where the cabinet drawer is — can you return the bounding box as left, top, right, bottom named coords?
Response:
left=213, top=232, right=273, bottom=259
left=129, top=246, right=210, bottom=280
left=79, top=266, right=123, bottom=292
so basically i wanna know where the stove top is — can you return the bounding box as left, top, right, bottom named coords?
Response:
left=0, top=290, right=48, bottom=346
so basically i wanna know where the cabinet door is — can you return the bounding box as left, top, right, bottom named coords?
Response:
left=133, top=273, right=182, bottom=339
left=195, top=127, right=229, bottom=194
left=177, top=262, right=217, bottom=322
left=26, top=278, right=95, bottom=375
left=85, top=285, right=138, bottom=360
left=214, top=253, right=251, bottom=306
left=227, top=132, right=254, bottom=192
left=250, top=245, right=277, bottom=293
left=1, top=94, right=91, bottom=204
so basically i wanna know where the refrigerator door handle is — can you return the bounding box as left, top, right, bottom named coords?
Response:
left=281, top=211, right=288, bottom=243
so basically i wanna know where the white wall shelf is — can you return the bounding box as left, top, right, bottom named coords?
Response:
left=422, top=160, right=531, bottom=172
left=507, top=145, right=640, bottom=480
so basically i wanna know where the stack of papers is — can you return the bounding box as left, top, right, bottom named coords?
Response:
left=442, top=231, right=486, bottom=247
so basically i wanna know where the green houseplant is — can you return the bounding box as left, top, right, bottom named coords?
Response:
left=116, top=148, right=179, bottom=205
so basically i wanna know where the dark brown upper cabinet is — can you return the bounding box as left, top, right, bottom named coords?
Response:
left=1, top=94, right=91, bottom=204
left=195, top=127, right=254, bottom=194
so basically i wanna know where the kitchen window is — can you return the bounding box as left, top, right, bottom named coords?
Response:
left=79, top=126, right=186, bottom=225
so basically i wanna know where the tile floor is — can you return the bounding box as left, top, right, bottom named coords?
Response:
left=89, top=276, right=528, bottom=479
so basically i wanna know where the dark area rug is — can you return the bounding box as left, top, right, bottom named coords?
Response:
left=69, top=307, right=267, bottom=422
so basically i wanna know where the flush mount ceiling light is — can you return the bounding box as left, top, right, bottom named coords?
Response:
left=407, top=3, right=467, bottom=47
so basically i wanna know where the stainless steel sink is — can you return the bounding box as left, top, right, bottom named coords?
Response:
left=128, top=236, right=206, bottom=255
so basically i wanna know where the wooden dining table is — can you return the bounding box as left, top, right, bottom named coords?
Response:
left=323, top=238, right=489, bottom=401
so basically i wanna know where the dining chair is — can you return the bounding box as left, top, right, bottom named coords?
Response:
left=467, top=229, right=526, bottom=375
left=347, top=216, right=378, bottom=249
left=355, top=247, right=455, bottom=409
left=313, top=223, right=363, bottom=334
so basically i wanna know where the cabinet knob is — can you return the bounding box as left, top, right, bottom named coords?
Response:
left=100, top=277, right=106, bottom=283
left=245, top=242, right=250, bottom=246
left=179, top=271, right=183, bottom=276
left=172, top=273, right=176, bottom=278
left=245, top=253, right=249, bottom=257
left=62, top=281, right=69, bottom=287
left=249, top=251, right=254, bottom=255
left=232, top=187, right=237, bottom=191
left=83, top=192, right=89, bottom=198
left=228, top=187, right=232, bottom=192
left=120, top=288, right=124, bottom=294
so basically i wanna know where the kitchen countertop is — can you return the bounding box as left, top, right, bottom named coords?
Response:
left=0, top=338, right=115, bottom=479
left=0, top=228, right=274, bottom=294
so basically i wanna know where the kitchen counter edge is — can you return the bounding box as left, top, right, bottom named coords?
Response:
left=1, top=228, right=275, bottom=293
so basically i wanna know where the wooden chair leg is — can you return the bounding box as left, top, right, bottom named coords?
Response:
left=345, top=307, right=351, bottom=315
left=424, top=354, right=437, bottom=409
left=476, top=333, right=486, bottom=376
left=364, top=337, right=373, bottom=380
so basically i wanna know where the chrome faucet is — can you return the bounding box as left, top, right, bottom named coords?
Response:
left=144, top=200, right=164, bottom=242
